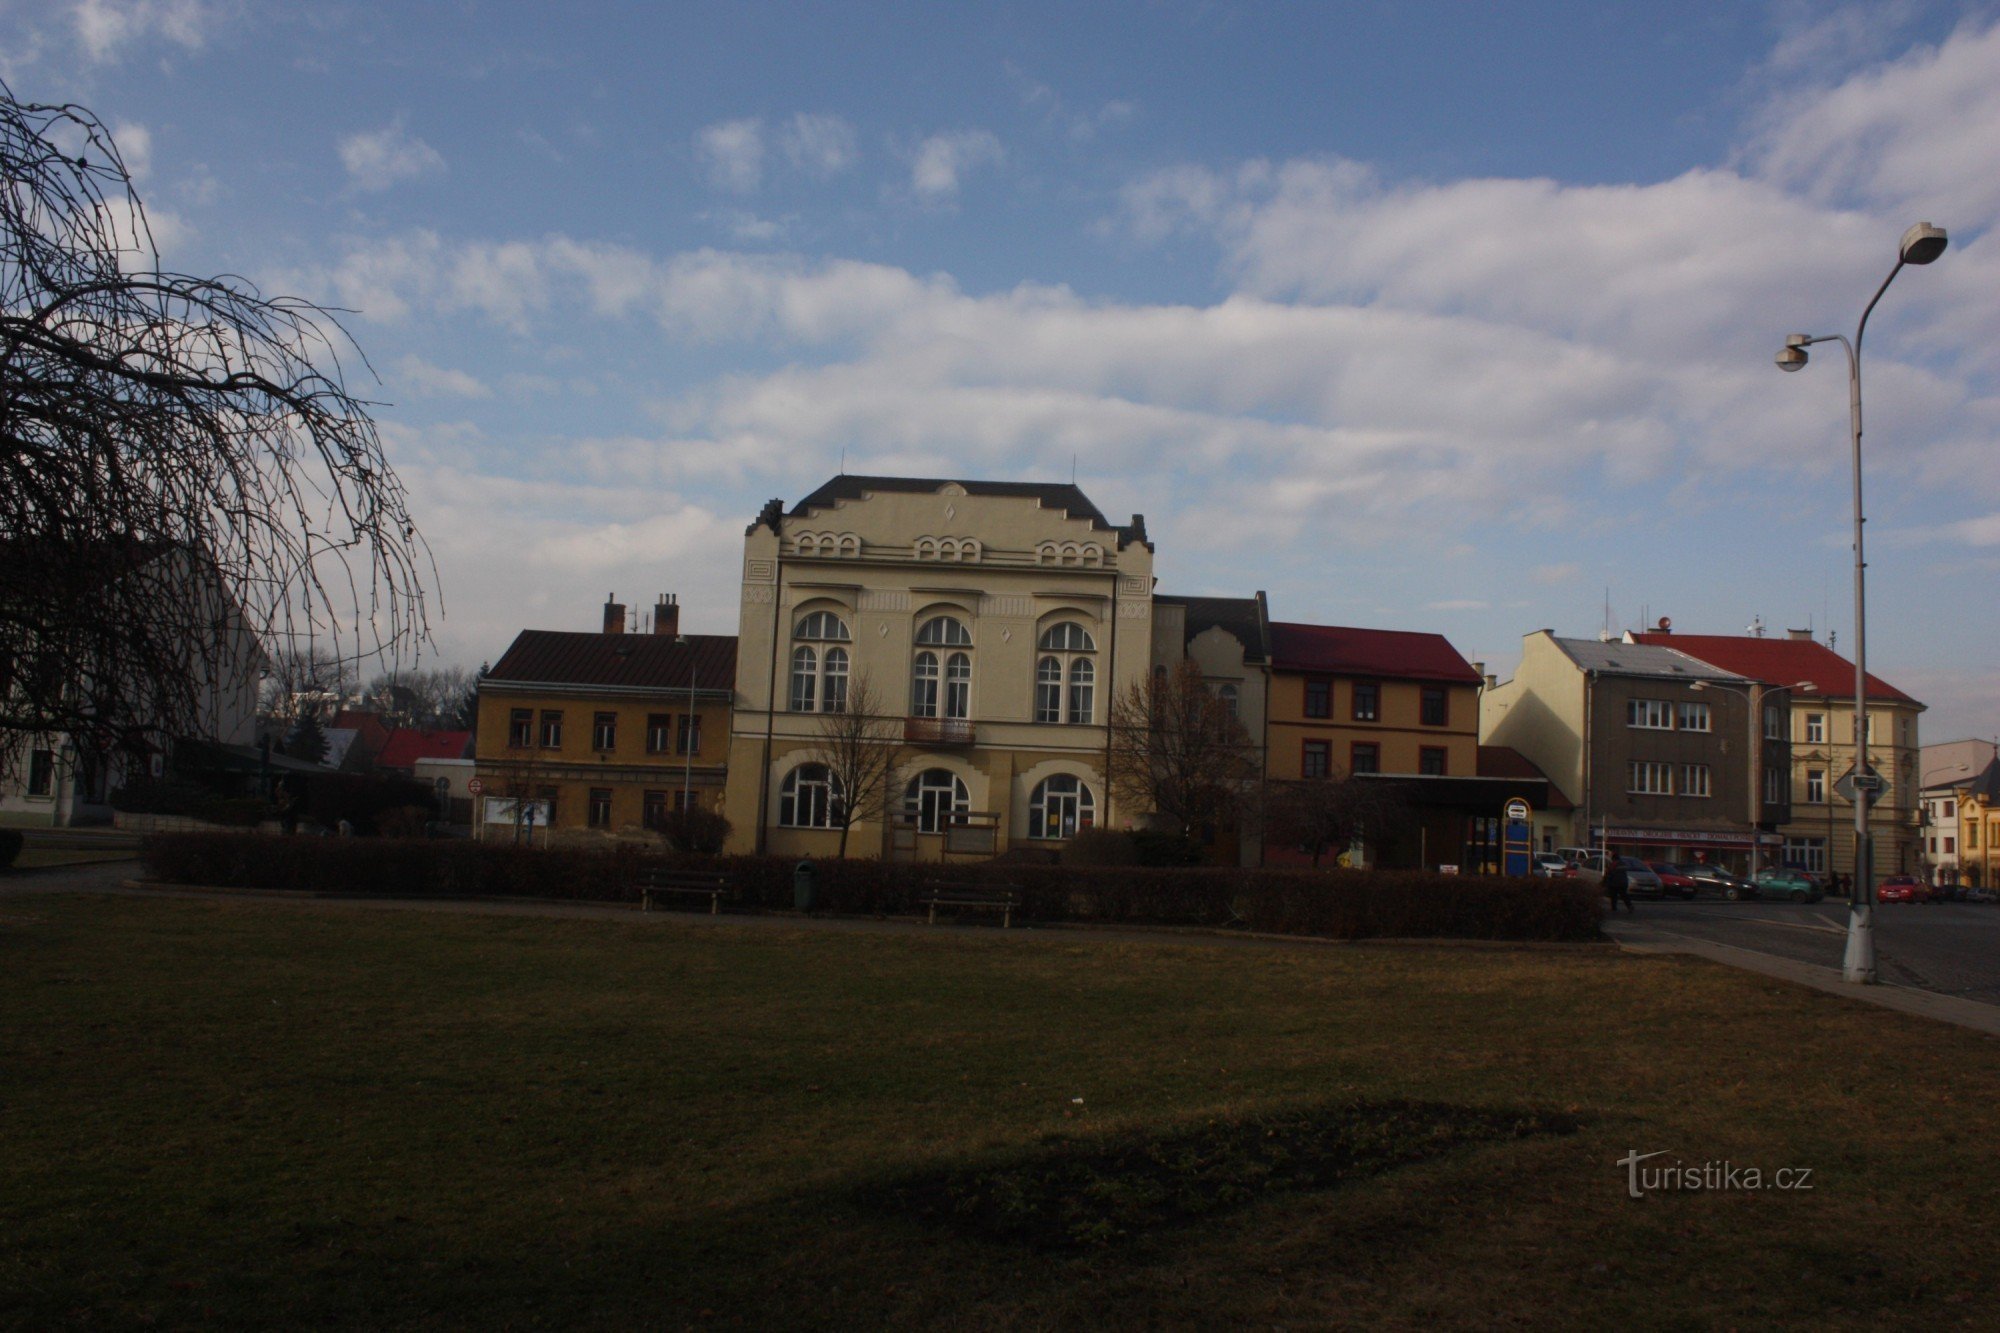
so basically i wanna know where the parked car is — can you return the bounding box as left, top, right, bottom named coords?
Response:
left=1532, top=854, right=1575, bottom=878
left=1645, top=862, right=1699, bottom=900
left=1964, top=885, right=1997, bottom=904
left=1753, top=870, right=1824, bottom=903
left=1678, top=863, right=1757, bottom=900
left=1557, top=846, right=1605, bottom=875
left=1611, top=856, right=1665, bottom=898
left=1877, top=875, right=1930, bottom=904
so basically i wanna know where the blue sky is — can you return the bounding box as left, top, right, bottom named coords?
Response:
left=7, top=0, right=1997, bottom=741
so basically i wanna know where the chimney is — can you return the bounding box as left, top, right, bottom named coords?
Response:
left=603, top=593, right=626, bottom=635
left=1786, top=628, right=1813, bottom=641
left=653, top=593, right=680, bottom=637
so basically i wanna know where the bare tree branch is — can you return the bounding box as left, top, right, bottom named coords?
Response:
left=803, top=674, right=902, bottom=858
left=1, top=82, right=433, bottom=775
left=1108, top=660, right=1259, bottom=839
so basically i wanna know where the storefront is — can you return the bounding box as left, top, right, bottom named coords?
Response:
left=1590, top=824, right=1783, bottom=876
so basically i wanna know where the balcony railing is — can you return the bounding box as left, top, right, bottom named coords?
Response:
left=904, top=717, right=976, bottom=746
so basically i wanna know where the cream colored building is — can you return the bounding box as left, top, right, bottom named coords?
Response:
left=722, top=477, right=1157, bottom=860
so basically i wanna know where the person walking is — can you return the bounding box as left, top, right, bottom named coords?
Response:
left=1604, top=856, right=1632, bottom=913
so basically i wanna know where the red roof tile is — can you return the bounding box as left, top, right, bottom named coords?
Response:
left=1630, top=634, right=1917, bottom=705
left=1268, top=622, right=1481, bottom=684
left=376, top=728, right=473, bottom=768
left=486, top=630, right=736, bottom=693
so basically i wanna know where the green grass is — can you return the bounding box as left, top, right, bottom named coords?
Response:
left=2, top=891, right=1997, bottom=1329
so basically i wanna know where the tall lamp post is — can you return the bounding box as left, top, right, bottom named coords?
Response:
left=676, top=633, right=697, bottom=811
left=1776, top=220, right=1947, bottom=984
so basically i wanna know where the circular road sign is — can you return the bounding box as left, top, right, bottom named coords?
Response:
left=467, top=777, right=485, bottom=797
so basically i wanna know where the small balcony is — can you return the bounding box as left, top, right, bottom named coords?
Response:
left=904, top=717, right=976, bottom=746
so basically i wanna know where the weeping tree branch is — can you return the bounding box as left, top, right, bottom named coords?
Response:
left=0, top=81, right=433, bottom=773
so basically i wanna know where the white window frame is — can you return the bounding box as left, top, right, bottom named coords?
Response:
left=790, top=613, right=852, bottom=713
left=1680, top=764, right=1712, bottom=798
left=1805, top=769, right=1826, bottom=804
left=1677, top=701, right=1711, bottom=733
left=1034, top=622, right=1097, bottom=725
left=1627, top=760, right=1673, bottom=795
left=1028, top=773, right=1095, bottom=839
left=904, top=768, right=969, bottom=833
left=1805, top=713, right=1826, bottom=744
left=779, top=764, right=844, bottom=828
left=1783, top=837, right=1827, bottom=875
left=1627, top=699, right=1673, bottom=730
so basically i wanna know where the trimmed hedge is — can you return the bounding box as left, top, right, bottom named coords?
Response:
left=0, top=828, right=22, bottom=870
left=140, top=833, right=1604, bottom=942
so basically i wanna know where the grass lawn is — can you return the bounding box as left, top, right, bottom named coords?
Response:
left=3, top=891, right=1997, bottom=1329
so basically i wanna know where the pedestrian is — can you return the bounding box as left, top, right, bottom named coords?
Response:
left=1604, top=856, right=1632, bottom=913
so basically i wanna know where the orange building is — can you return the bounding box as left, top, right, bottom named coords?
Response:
left=1265, top=622, right=1482, bottom=781
left=474, top=595, right=736, bottom=840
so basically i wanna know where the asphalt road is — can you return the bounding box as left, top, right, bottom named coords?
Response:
left=1610, top=898, right=2000, bottom=1005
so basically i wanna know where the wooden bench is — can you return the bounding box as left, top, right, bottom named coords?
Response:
left=920, top=882, right=1020, bottom=929
left=637, top=869, right=732, bottom=915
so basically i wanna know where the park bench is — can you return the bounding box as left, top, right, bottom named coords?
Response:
left=919, top=881, right=1021, bottom=929
left=637, top=868, right=733, bottom=915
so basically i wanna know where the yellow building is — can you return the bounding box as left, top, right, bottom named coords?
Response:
left=722, top=476, right=1156, bottom=860
left=474, top=595, right=735, bottom=841
left=1953, top=758, right=2000, bottom=890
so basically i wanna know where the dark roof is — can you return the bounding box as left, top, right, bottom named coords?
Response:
left=376, top=728, right=473, bottom=768
left=1268, top=622, right=1482, bottom=684
left=1630, top=633, right=1918, bottom=705
left=1478, top=745, right=1575, bottom=809
left=486, top=630, right=737, bottom=693
left=1155, top=593, right=1269, bottom=663
left=1963, top=757, right=2000, bottom=804
left=775, top=475, right=1146, bottom=545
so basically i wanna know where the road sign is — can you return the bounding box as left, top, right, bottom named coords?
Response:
left=1504, top=797, right=1531, bottom=822
left=467, top=777, right=485, bottom=796
left=1833, top=767, right=1889, bottom=803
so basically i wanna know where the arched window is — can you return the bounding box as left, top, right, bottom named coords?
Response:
left=915, top=616, right=972, bottom=646
left=911, top=651, right=940, bottom=718
left=780, top=764, right=844, bottom=828
left=1035, top=622, right=1097, bottom=724
left=905, top=768, right=969, bottom=833
left=791, top=612, right=852, bottom=712
left=944, top=652, right=971, bottom=720
left=1029, top=774, right=1094, bottom=839
left=1218, top=683, right=1240, bottom=719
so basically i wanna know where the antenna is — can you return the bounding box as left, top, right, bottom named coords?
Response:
left=840, top=446, right=846, bottom=476
left=1071, top=452, right=1077, bottom=485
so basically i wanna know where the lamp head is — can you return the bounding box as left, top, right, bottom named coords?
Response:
left=1899, top=221, right=1948, bottom=265
left=1776, top=344, right=1808, bottom=372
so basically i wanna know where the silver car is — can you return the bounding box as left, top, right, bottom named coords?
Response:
left=1609, top=856, right=1664, bottom=897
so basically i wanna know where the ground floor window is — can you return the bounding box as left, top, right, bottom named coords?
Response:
left=1419, top=747, right=1447, bottom=776
left=1782, top=837, right=1827, bottom=875
left=587, top=787, right=612, bottom=829
left=643, top=790, right=668, bottom=829
left=780, top=764, right=844, bottom=828
left=1028, top=774, right=1094, bottom=839
left=904, top=768, right=969, bottom=833
left=27, top=747, right=55, bottom=797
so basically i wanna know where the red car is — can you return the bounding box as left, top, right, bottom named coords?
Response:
left=1647, top=862, right=1699, bottom=901
left=1878, top=875, right=1931, bottom=904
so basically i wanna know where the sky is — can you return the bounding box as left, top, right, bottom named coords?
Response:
left=6, top=0, right=1998, bottom=743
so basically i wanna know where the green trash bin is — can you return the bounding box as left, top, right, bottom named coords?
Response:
left=793, top=858, right=817, bottom=912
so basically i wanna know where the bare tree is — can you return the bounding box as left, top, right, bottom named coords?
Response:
left=258, top=646, right=360, bottom=722
left=804, top=674, right=902, bottom=857
left=360, top=665, right=476, bottom=729
left=1, top=83, right=431, bottom=777
left=1108, top=660, right=1260, bottom=839
left=1266, top=773, right=1412, bottom=868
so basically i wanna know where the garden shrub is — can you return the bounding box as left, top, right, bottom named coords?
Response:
left=139, top=832, right=1602, bottom=942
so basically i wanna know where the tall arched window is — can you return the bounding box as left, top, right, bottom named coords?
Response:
left=779, top=764, right=844, bottom=827
left=790, top=611, right=852, bottom=712
left=1028, top=774, right=1094, bottom=839
left=1035, top=622, right=1097, bottom=724
left=1218, top=683, right=1240, bottom=718
left=914, top=616, right=972, bottom=720
left=905, top=768, right=969, bottom=833
left=911, top=651, right=940, bottom=718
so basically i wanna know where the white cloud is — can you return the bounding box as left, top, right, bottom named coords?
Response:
left=909, top=130, right=1002, bottom=201
left=696, top=118, right=764, bottom=193
left=339, top=121, right=446, bottom=192
left=111, top=120, right=152, bottom=178
left=69, top=0, right=213, bottom=63
left=780, top=113, right=857, bottom=177
left=395, top=354, right=491, bottom=399
left=1532, top=563, right=1582, bottom=586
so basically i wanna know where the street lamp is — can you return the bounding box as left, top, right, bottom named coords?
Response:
left=676, top=633, right=697, bottom=812
left=1775, top=220, right=1947, bottom=984
left=1690, top=679, right=1816, bottom=870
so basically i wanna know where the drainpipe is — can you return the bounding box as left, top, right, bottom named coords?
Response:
left=756, top=549, right=784, bottom=854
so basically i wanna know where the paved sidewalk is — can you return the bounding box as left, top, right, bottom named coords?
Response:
left=1606, top=914, right=2000, bottom=1038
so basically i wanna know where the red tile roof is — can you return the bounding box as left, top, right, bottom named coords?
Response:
left=1268, top=622, right=1481, bottom=684
left=486, top=630, right=737, bottom=693
left=376, top=728, right=473, bottom=768
left=1478, top=746, right=1574, bottom=809
left=1630, top=633, right=1918, bottom=705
